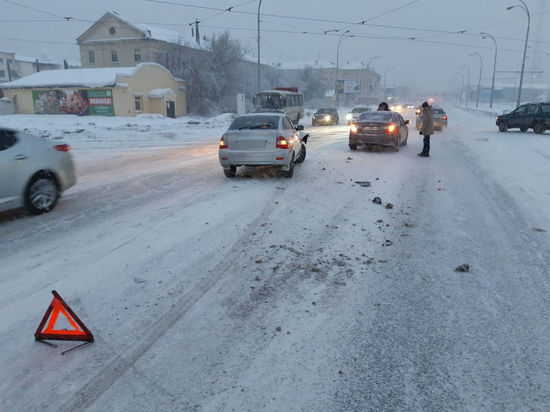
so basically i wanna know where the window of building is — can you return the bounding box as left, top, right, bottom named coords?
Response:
left=111, top=50, right=118, bottom=64
left=134, top=49, right=142, bottom=62
left=134, top=96, right=142, bottom=112
left=0, top=70, right=5, bottom=78
left=109, top=26, right=117, bottom=35
left=88, top=50, right=95, bottom=65
left=7, top=58, right=13, bottom=64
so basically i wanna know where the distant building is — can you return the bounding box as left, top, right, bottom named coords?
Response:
left=0, top=51, right=66, bottom=83
left=0, top=62, right=186, bottom=117
left=273, top=60, right=381, bottom=104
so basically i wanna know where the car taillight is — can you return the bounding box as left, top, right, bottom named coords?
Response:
left=385, top=123, right=397, bottom=134
left=219, top=137, right=228, bottom=149
left=276, top=136, right=289, bottom=149
left=442, top=115, right=448, bottom=120
left=54, top=144, right=71, bottom=152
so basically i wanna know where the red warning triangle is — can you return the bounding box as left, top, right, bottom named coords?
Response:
left=35, top=290, right=94, bottom=342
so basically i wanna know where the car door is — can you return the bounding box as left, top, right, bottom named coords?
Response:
left=397, top=114, right=408, bottom=142
left=510, top=105, right=527, bottom=128
left=0, top=131, right=28, bottom=210
left=525, top=104, right=539, bottom=129
left=283, top=116, right=300, bottom=156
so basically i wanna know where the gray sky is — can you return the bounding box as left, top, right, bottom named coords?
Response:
left=1, top=0, right=549, bottom=91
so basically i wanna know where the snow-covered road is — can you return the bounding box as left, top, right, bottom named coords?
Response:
left=1, top=107, right=549, bottom=411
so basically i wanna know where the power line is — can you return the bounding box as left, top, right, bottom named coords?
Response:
left=0, top=36, right=75, bottom=45
left=187, top=0, right=255, bottom=26
left=2, top=0, right=72, bottom=20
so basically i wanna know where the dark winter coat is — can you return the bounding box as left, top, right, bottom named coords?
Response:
left=420, top=106, right=435, bottom=135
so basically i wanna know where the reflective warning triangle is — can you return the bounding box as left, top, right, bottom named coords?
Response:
left=34, top=290, right=94, bottom=342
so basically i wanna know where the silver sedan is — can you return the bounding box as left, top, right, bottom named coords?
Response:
left=0, top=128, right=76, bottom=214
left=219, top=113, right=307, bottom=178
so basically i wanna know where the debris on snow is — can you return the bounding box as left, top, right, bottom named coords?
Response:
left=134, top=277, right=147, bottom=284
left=385, top=203, right=394, bottom=209
left=354, top=181, right=371, bottom=187
left=455, top=264, right=470, bottom=272
left=533, top=227, right=546, bottom=232
left=372, top=197, right=382, bottom=204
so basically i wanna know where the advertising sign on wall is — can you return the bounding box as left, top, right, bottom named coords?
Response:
left=32, top=88, right=114, bottom=116
left=335, top=79, right=361, bottom=94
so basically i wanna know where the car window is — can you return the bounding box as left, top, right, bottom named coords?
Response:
left=433, top=108, right=445, bottom=114
left=283, top=117, right=294, bottom=130
left=352, top=107, right=370, bottom=113
left=541, top=104, right=550, bottom=113
left=398, top=115, right=405, bottom=124
left=527, top=105, right=538, bottom=114
left=514, top=105, right=527, bottom=114
left=229, top=115, right=280, bottom=130
left=0, top=129, right=17, bottom=151
left=359, top=112, right=393, bottom=122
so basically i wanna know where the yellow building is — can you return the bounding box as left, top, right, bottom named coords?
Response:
left=0, top=62, right=186, bottom=118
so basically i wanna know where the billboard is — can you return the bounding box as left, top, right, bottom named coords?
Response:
left=335, top=79, right=361, bottom=94
left=32, top=88, right=114, bottom=116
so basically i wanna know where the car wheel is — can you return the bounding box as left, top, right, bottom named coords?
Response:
left=281, top=156, right=294, bottom=178
left=520, top=126, right=528, bottom=132
left=394, top=139, right=400, bottom=152
left=223, top=166, right=236, bottom=177
left=498, top=121, right=508, bottom=132
left=533, top=122, right=545, bottom=134
left=401, top=136, right=408, bottom=146
left=25, top=172, right=59, bottom=214
left=295, top=143, right=306, bottom=163
left=349, top=143, right=357, bottom=151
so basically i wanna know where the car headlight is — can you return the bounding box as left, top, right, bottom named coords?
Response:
left=324, top=115, right=331, bottom=121
left=346, top=113, right=352, bottom=120
left=350, top=124, right=358, bottom=133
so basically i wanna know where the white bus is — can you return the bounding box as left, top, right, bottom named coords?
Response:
left=253, top=87, right=305, bottom=124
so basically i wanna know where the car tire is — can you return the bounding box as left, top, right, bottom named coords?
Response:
left=349, top=143, right=357, bottom=151
left=223, top=166, right=236, bottom=177
left=401, top=136, right=408, bottom=146
left=295, top=143, right=306, bottom=163
left=25, top=172, right=59, bottom=214
left=498, top=121, right=508, bottom=132
left=281, top=156, right=294, bottom=178
left=520, top=126, right=528, bottom=132
left=394, top=139, right=400, bottom=152
left=533, top=122, right=545, bottom=134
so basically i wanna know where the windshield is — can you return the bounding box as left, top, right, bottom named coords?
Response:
left=433, top=109, right=445, bottom=114
left=254, top=93, right=284, bottom=109
left=316, top=109, right=335, bottom=114
left=359, top=112, right=393, bottom=122
left=352, top=107, right=370, bottom=113
left=229, top=115, right=280, bottom=130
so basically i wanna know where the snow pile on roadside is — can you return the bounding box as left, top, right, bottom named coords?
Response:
left=0, top=113, right=237, bottom=150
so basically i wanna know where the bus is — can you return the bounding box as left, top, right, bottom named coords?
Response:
left=253, top=87, right=305, bottom=124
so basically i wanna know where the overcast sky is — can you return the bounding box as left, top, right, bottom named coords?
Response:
left=1, top=0, right=549, bottom=92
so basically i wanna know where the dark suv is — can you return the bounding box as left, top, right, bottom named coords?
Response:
left=312, top=108, right=339, bottom=126
left=496, top=102, right=550, bottom=134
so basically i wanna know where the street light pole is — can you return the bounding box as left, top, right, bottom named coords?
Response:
left=481, top=32, right=498, bottom=108
left=460, top=65, right=471, bottom=106
left=507, top=0, right=530, bottom=107
left=257, top=0, right=263, bottom=92
left=383, top=66, right=394, bottom=99
left=456, top=71, right=465, bottom=105
left=470, top=51, right=483, bottom=108
left=366, top=55, right=381, bottom=69
left=335, top=30, right=352, bottom=104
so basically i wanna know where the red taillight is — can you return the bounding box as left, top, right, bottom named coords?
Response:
left=219, top=138, right=228, bottom=149
left=442, top=115, right=448, bottom=120
left=385, top=123, right=397, bottom=134
left=54, top=144, right=71, bottom=152
left=276, top=136, right=289, bottom=149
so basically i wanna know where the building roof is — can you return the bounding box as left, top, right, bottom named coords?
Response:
left=0, top=62, right=175, bottom=89
left=77, top=11, right=208, bottom=50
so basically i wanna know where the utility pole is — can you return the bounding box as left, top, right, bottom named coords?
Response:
left=460, top=65, right=471, bottom=106
left=470, top=52, right=483, bottom=108
left=6, top=60, right=12, bottom=82
left=194, top=20, right=200, bottom=44
left=257, top=0, right=263, bottom=92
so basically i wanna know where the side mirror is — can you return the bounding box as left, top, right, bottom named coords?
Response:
left=296, top=124, right=304, bottom=131
left=405, top=120, right=410, bottom=125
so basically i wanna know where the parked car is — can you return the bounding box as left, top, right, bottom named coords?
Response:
left=346, top=107, right=371, bottom=125
left=349, top=111, right=409, bottom=151
left=496, top=102, right=550, bottom=133
left=218, top=113, right=308, bottom=178
left=312, top=108, right=339, bottom=126
left=416, top=107, right=447, bottom=131
left=0, top=128, right=76, bottom=214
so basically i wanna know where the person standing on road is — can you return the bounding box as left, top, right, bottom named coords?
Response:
left=418, top=101, right=434, bottom=157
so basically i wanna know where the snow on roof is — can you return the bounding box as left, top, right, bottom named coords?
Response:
left=0, top=62, right=179, bottom=89
left=148, top=88, right=176, bottom=99
left=79, top=11, right=208, bottom=50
